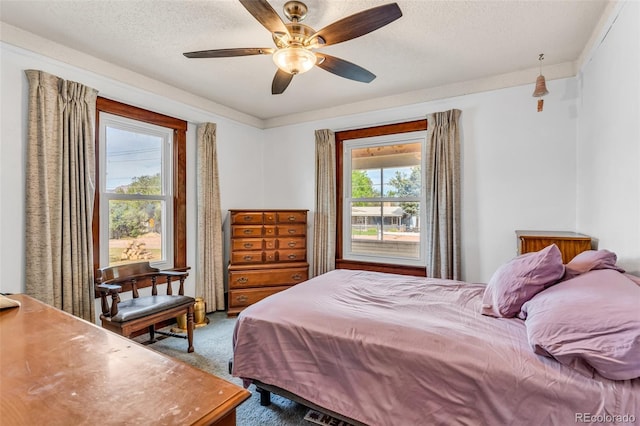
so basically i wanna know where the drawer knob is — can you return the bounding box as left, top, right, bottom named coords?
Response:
left=288, top=216, right=296, bottom=221
left=243, top=255, right=253, bottom=261
left=243, top=243, right=253, bottom=248
left=236, top=295, right=249, bottom=303
left=236, top=277, right=248, bottom=284
left=288, top=254, right=297, bottom=259
left=243, top=229, right=253, bottom=234
left=288, top=242, right=297, bottom=247
left=292, top=273, right=302, bottom=280
left=243, top=215, right=253, bottom=221
left=288, top=229, right=295, bottom=234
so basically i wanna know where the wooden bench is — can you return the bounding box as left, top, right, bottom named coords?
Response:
left=95, top=262, right=195, bottom=352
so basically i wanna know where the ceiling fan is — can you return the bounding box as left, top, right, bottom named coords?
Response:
left=183, top=0, right=402, bottom=94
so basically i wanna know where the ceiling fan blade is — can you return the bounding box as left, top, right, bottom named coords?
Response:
left=311, top=3, right=402, bottom=47
left=239, top=0, right=290, bottom=35
left=272, top=69, right=294, bottom=95
left=183, top=48, right=273, bottom=58
left=315, top=54, right=376, bottom=83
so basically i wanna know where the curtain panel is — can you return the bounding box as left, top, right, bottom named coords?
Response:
left=196, top=122, right=225, bottom=312
left=312, top=129, right=337, bottom=277
left=425, top=109, right=462, bottom=280
left=24, top=69, right=98, bottom=321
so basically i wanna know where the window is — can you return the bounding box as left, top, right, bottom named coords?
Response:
left=94, top=98, right=187, bottom=273
left=344, top=135, right=425, bottom=265
left=336, top=120, right=428, bottom=276
left=99, top=113, right=173, bottom=268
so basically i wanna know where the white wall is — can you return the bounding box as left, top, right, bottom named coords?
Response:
left=576, top=1, right=640, bottom=275
left=2, top=2, right=636, bottom=305
left=262, top=79, right=578, bottom=282
left=0, top=43, right=265, bottom=303
left=0, top=43, right=579, bottom=302
left=260, top=1, right=640, bottom=281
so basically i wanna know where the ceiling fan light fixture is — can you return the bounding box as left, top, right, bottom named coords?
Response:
left=184, top=1, right=403, bottom=94
left=272, top=46, right=317, bottom=75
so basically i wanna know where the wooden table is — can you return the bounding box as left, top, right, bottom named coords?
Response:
left=0, top=294, right=250, bottom=425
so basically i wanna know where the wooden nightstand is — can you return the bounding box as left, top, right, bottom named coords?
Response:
left=516, top=230, right=592, bottom=263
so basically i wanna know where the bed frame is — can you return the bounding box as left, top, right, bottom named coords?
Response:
left=229, top=359, right=365, bottom=425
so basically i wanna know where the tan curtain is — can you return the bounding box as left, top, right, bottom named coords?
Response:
left=312, top=129, right=336, bottom=277
left=24, top=70, right=98, bottom=321
left=426, top=109, right=462, bottom=280
left=196, top=123, right=224, bottom=312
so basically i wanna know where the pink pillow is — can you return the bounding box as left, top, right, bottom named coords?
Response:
left=482, top=244, right=564, bottom=318
left=521, top=269, right=640, bottom=380
left=562, top=249, right=624, bottom=281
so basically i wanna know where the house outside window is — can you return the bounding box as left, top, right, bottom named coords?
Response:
left=343, top=133, right=426, bottom=266
left=94, top=97, right=187, bottom=275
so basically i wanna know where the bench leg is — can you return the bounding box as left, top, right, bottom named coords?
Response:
left=187, top=306, right=194, bottom=353
left=148, top=325, right=156, bottom=342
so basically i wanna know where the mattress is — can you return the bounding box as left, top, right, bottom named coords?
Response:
left=232, top=269, right=639, bottom=425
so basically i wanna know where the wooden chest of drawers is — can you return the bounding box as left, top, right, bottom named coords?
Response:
left=227, top=209, right=309, bottom=315
left=516, top=230, right=592, bottom=263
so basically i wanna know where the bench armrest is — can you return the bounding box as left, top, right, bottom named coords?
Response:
left=157, top=270, right=189, bottom=278
left=96, top=283, right=122, bottom=294
left=96, top=283, right=123, bottom=318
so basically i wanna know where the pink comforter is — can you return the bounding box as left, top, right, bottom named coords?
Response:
left=232, top=269, right=639, bottom=425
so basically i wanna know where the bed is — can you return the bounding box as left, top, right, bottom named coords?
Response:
left=232, top=264, right=640, bottom=425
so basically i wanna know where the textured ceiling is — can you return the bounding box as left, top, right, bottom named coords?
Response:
left=0, top=0, right=611, bottom=127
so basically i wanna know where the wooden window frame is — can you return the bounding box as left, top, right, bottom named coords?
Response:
left=335, top=119, right=428, bottom=277
left=93, top=97, right=188, bottom=291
